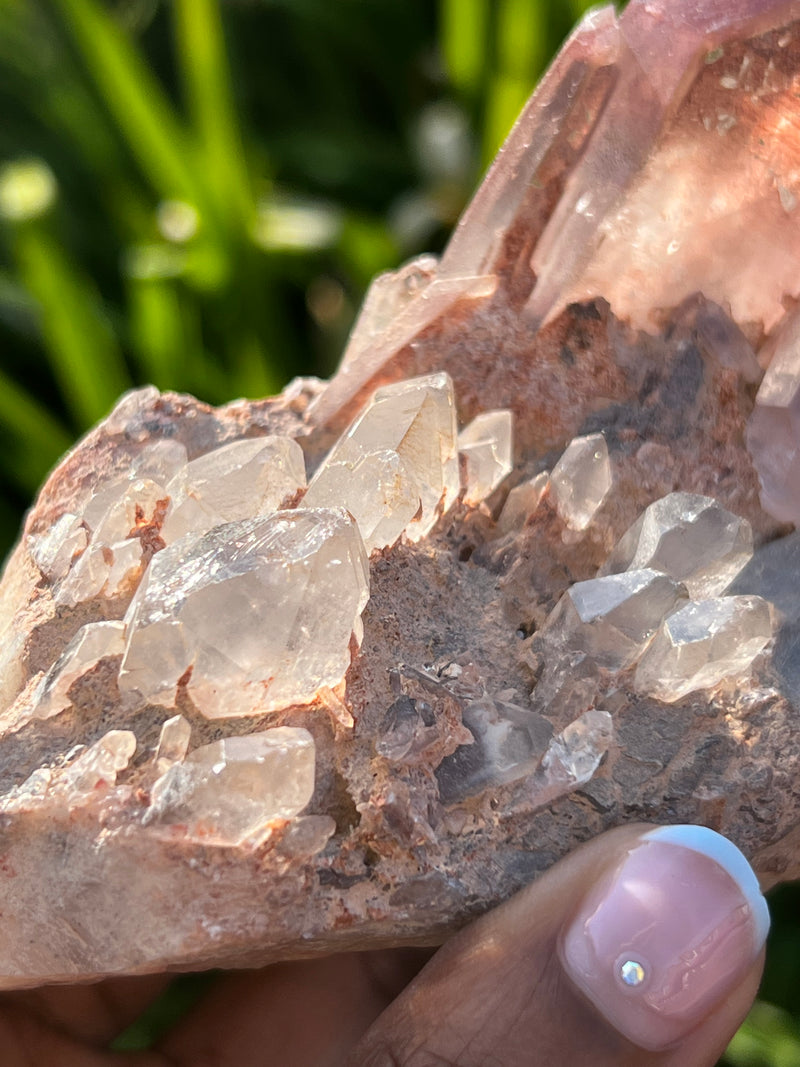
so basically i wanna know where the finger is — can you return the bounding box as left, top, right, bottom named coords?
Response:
left=158, top=947, right=432, bottom=1067
left=0, top=1000, right=168, bottom=1067
left=349, top=823, right=769, bottom=1067
left=8, top=973, right=172, bottom=1044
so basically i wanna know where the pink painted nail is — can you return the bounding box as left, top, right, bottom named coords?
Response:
left=560, top=825, right=770, bottom=1051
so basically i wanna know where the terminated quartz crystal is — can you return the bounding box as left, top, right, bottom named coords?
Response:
left=154, top=715, right=191, bottom=774
left=162, top=436, right=306, bottom=544
left=539, top=569, right=688, bottom=672
left=600, top=493, right=754, bottom=598
left=635, top=596, right=773, bottom=703
left=63, top=730, right=137, bottom=796
left=498, top=472, right=549, bottom=534
left=149, top=728, right=315, bottom=845
left=306, top=373, right=459, bottom=544
left=303, top=450, right=420, bottom=554
left=119, top=508, right=369, bottom=717
left=4, top=0, right=800, bottom=994
left=29, top=512, right=88, bottom=582
left=458, top=410, right=514, bottom=505
left=435, top=700, right=554, bottom=803
left=35, top=621, right=125, bottom=719
left=527, top=709, right=613, bottom=808
left=337, top=255, right=439, bottom=373
left=550, top=434, right=611, bottom=531
left=746, top=307, right=800, bottom=526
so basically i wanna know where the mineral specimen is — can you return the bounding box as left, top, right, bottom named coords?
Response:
left=634, top=596, right=773, bottom=703
left=458, top=409, right=514, bottom=506
left=148, top=728, right=316, bottom=846
left=600, top=493, right=754, bottom=598
left=550, top=434, right=612, bottom=532
left=118, top=508, right=369, bottom=718
left=0, top=0, right=799, bottom=992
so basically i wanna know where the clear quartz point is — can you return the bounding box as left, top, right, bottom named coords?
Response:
left=498, top=472, right=549, bottom=534
left=634, top=595, right=773, bottom=703
left=313, top=372, right=459, bottom=542
left=339, top=255, right=438, bottom=371
left=154, top=715, right=191, bottom=773
left=118, top=508, right=369, bottom=718
left=540, top=569, right=689, bottom=672
left=550, top=433, right=611, bottom=531
left=600, top=492, right=753, bottom=597
left=458, top=409, right=514, bottom=505
left=29, top=513, right=88, bottom=582
left=435, top=699, right=554, bottom=803
left=303, top=449, right=421, bottom=554
left=35, top=621, right=126, bottom=720
left=130, top=439, right=188, bottom=485
left=746, top=307, right=800, bottom=525
left=148, top=727, right=315, bottom=845
left=162, top=436, right=306, bottom=544
left=55, top=538, right=143, bottom=606
left=64, top=730, right=137, bottom=796
left=528, top=709, right=613, bottom=806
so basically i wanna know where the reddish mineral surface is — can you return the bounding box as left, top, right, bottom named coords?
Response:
left=1, top=0, right=800, bottom=989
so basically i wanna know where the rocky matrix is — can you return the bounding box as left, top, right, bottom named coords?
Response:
left=1, top=0, right=800, bottom=988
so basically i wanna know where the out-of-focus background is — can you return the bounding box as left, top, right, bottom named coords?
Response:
left=0, top=1, right=797, bottom=1061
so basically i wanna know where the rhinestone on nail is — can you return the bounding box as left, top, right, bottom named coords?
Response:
left=619, top=959, right=646, bottom=987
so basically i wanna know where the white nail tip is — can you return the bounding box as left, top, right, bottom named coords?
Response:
left=643, top=825, right=771, bottom=951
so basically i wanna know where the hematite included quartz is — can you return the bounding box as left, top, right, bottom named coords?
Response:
left=0, top=0, right=799, bottom=994
left=119, top=508, right=369, bottom=717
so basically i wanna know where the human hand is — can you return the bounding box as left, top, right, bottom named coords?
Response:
left=0, top=823, right=768, bottom=1066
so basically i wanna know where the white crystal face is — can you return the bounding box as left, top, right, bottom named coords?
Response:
left=148, top=727, right=315, bottom=845
left=35, top=621, right=125, bottom=720
left=542, top=569, right=688, bottom=671
left=162, top=436, right=306, bottom=544
left=458, top=409, right=514, bottom=506
left=119, top=508, right=369, bottom=717
left=303, top=449, right=421, bottom=554
left=601, top=492, right=754, bottom=597
left=550, top=433, right=611, bottom=531
left=635, top=595, right=773, bottom=703
left=317, top=372, right=459, bottom=542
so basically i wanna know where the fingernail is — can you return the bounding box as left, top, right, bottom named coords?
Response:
left=559, top=825, right=770, bottom=1051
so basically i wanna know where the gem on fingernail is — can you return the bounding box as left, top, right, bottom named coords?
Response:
left=619, top=959, right=646, bottom=987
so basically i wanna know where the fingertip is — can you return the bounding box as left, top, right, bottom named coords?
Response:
left=560, top=824, right=769, bottom=1051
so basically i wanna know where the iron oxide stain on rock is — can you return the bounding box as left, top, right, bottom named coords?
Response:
left=1, top=0, right=800, bottom=989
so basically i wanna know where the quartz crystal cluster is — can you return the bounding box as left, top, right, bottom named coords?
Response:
left=0, top=0, right=799, bottom=991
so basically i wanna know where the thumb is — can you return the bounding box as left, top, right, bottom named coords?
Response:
left=348, top=823, right=769, bottom=1066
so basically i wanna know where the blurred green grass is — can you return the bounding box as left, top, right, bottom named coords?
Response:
left=0, top=1, right=798, bottom=1061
